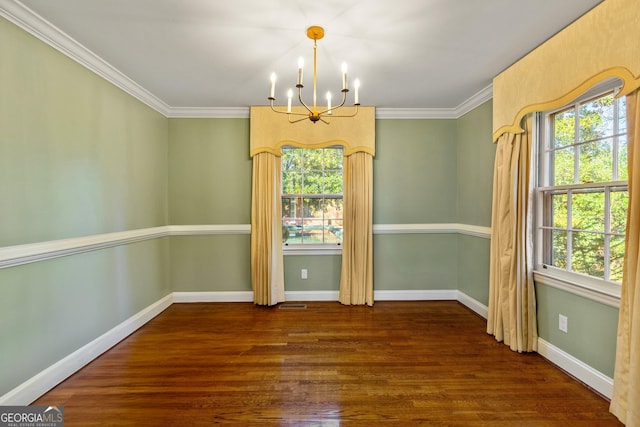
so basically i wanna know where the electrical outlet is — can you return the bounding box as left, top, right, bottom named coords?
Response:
left=301, top=269, right=308, bottom=279
left=559, top=314, right=568, bottom=333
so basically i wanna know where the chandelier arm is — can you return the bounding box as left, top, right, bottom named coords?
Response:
left=297, top=86, right=314, bottom=114
left=328, top=104, right=359, bottom=118
left=288, top=114, right=312, bottom=124
left=269, top=98, right=308, bottom=117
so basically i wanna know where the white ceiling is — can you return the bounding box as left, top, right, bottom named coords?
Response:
left=5, top=0, right=602, bottom=112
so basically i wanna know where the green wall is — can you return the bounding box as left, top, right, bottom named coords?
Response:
left=0, top=18, right=170, bottom=396
left=374, top=119, right=458, bottom=223
left=456, top=100, right=494, bottom=304
left=536, top=283, right=619, bottom=377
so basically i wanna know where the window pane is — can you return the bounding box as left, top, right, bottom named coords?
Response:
left=551, top=230, right=567, bottom=269
left=610, top=189, right=629, bottom=234
left=578, top=139, right=613, bottom=183
left=610, top=235, right=625, bottom=283
left=324, top=148, right=343, bottom=170
left=579, top=94, right=614, bottom=142
left=552, top=193, right=568, bottom=228
left=302, top=149, right=324, bottom=170
left=324, top=171, right=343, bottom=194
left=553, top=108, right=575, bottom=148
left=303, top=172, right=324, bottom=194
left=618, top=134, right=628, bottom=181
left=282, top=171, right=302, bottom=194
left=618, top=96, right=627, bottom=134
left=324, top=220, right=343, bottom=243
left=303, top=197, right=323, bottom=219
left=571, top=232, right=605, bottom=279
left=282, top=147, right=343, bottom=245
left=324, top=197, right=342, bottom=217
left=552, top=147, right=574, bottom=185
left=571, top=191, right=604, bottom=232
left=282, top=148, right=302, bottom=170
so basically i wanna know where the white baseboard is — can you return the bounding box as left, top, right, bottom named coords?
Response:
left=172, top=291, right=253, bottom=303
left=0, top=293, right=173, bottom=406
left=537, top=338, right=613, bottom=399
left=285, top=291, right=340, bottom=301
left=375, top=289, right=458, bottom=301
left=456, top=291, right=488, bottom=318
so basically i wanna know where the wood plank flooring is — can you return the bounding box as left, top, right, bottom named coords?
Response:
left=34, top=301, right=622, bottom=426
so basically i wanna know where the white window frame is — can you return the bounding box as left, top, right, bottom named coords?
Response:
left=281, top=146, right=343, bottom=256
left=533, top=80, right=626, bottom=304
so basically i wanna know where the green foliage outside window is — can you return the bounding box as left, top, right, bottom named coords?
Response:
left=545, top=92, right=627, bottom=282
left=282, top=147, right=343, bottom=244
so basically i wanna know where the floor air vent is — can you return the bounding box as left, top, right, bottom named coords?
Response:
left=278, top=303, right=307, bottom=310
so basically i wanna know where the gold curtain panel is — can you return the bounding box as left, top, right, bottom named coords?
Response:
left=492, top=0, right=640, bottom=141
left=250, top=106, right=376, bottom=157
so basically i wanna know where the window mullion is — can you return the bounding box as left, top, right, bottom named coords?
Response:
left=565, top=190, right=572, bottom=272
left=604, top=186, right=611, bottom=281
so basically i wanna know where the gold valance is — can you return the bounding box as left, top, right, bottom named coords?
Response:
left=250, top=106, right=375, bottom=157
left=493, top=0, right=640, bottom=141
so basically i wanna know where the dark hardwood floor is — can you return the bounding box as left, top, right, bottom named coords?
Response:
left=34, top=301, right=622, bottom=426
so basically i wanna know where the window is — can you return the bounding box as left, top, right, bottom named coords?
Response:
left=536, top=86, right=628, bottom=296
left=281, top=147, right=343, bottom=245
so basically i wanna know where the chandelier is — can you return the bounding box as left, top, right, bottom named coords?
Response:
left=268, top=26, right=360, bottom=124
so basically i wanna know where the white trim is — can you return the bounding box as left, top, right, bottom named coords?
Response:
left=534, top=271, right=620, bottom=308
left=0, top=0, right=171, bottom=116
left=283, top=246, right=342, bottom=256
left=172, top=291, right=254, bottom=303
left=285, top=291, right=340, bottom=301
left=0, top=223, right=488, bottom=270
left=0, top=293, right=173, bottom=406
left=0, top=226, right=170, bottom=269
left=166, top=107, right=250, bottom=119
left=169, top=224, right=251, bottom=236
left=0, top=225, right=251, bottom=269
left=376, top=108, right=458, bottom=119
left=457, top=291, right=488, bottom=318
left=457, top=224, right=492, bottom=239
left=376, top=84, right=493, bottom=120
left=373, top=223, right=491, bottom=238
left=455, top=84, right=494, bottom=117
left=375, top=289, right=458, bottom=301
left=537, top=338, right=613, bottom=399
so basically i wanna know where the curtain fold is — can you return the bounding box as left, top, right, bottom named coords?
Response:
left=487, top=116, right=538, bottom=353
left=250, top=152, right=285, bottom=306
left=610, top=90, right=640, bottom=426
left=339, top=151, right=374, bottom=306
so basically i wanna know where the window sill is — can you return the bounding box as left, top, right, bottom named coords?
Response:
left=283, top=244, right=342, bottom=256
left=533, top=269, right=620, bottom=308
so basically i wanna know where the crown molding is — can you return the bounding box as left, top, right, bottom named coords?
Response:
left=1, top=0, right=492, bottom=119
left=375, top=84, right=493, bottom=119
left=455, top=84, right=493, bottom=117
left=0, top=0, right=172, bottom=116
left=375, top=107, right=459, bottom=119
left=167, top=107, right=250, bottom=119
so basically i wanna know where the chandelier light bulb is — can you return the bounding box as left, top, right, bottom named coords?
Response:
left=269, top=73, right=277, bottom=98
left=354, top=78, right=360, bottom=105
left=297, top=57, right=304, bottom=86
left=341, top=63, right=348, bottom=90
left=287, top=89, right=293, bottom=113
left=326, top=91, right=332, bottom=114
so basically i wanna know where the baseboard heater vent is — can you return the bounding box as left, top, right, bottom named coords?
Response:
left=278, top=303, right=307, bottom=310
